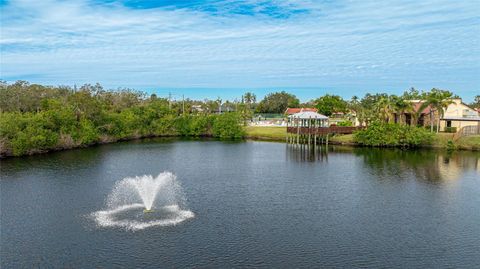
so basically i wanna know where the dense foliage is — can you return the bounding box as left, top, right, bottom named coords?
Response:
left=314, top=94, right=348, bottom=116
left=469, top=95, right=480, bottom=109
left=353, top=122, right=434, bottom=148
left=0, top=81, right=471, bottom=156
left=0, top=81, right=245, bottom=157
left=255, top=91, right=299, bottom=113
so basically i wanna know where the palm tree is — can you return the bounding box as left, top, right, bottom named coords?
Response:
left=348, top=96, right=361, bottom=125
left=392, top=97, right=414, bottom=125
left=420, top=89, right=454, bottom=132
left=375, top=96, right=394, bottom=123
left=420, top=94, right=439, bottom=132
left=243, top=92, right=256, bottom=112
left=434, top=98, right=453, bottom=132
left=243, top=92, right=256, bottom=105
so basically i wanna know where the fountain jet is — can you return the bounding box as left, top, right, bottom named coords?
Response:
left=91, top=172, right=194, bottom=230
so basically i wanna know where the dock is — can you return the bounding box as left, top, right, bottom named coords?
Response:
left=285, top=111, right=362, bottom=146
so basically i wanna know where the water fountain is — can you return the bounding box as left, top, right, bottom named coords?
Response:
left=92, top=172, right=194, bottom=231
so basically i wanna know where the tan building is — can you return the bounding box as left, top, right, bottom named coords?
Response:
left=439, top=99, right=480, bottom=132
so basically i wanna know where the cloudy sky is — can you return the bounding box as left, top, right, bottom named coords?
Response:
left=1, top=0, right=479, bottom=101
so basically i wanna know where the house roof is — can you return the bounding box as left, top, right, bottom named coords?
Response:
left=288, top=111, right=328, bottom=119
left=441, top=116, right=480, bottom=122
left=285, top=107, right=317, bottom=115
left=411, top=101, right=433, bottom=114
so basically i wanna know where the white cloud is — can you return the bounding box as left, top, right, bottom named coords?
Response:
left=0, top=0, right=479, bottom=99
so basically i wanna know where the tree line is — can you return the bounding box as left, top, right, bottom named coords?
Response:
left=1, top=81, right=478, bottom=155
left=0, top=81, right=245, bottom=156
left=246, top=88, right=478, bottom=133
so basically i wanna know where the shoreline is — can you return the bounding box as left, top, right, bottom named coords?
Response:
left=245, top=126, right=480, bottom=151
left=2, top=130, right=479, bottom=159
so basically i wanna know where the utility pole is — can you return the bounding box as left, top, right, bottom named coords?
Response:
left=168, top=92, right=172, bottom=110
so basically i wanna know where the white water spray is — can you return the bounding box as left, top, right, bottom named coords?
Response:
left=92, top=172, right=194, bottom=231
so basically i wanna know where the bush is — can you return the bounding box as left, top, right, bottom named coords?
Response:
left=11, top=125, right=59, bottom=156
left=354, top=122, right=434, bottom=148
left=444, top=127, right=457, bottom=133
left=188, top=115, right=214, bottom=136
left=78, top=119, right=99, bottom=144
left=212, top=113, right=245, bottom=139
left=152, top=114, right=177, bottom=136
left=446, top=140, right=456, bottom=151
left=337, top=120, right=353, bottom=127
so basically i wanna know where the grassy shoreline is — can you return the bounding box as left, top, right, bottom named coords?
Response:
left=245, top=126, right=480, bottom=151
left=1, top=126, right=478, bottom=158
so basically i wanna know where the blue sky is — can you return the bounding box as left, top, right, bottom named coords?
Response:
left=1, top=0, right=479, bottom=102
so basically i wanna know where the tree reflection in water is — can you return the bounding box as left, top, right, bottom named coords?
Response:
left=286, top=145, right=479, bottom=182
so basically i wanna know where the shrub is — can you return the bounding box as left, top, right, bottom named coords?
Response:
left=444, top=127, right=457, bottom=133
left=446, top=140, right=456, bottom=151
left=78, top=119, right=99, bottom=144
left=189, top=115, right=214, bottom=136
left=337, top=120, right=353, bottom=127
left=11, top=126, right=59, bottom=156
left=152, top=114, right=177, bottom=136
left=212, top=113, right=245, bottom=139
left=354, top=122, right=434, bottom=148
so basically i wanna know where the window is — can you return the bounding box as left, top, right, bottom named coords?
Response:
left=446, top=120, right=452, bottom=128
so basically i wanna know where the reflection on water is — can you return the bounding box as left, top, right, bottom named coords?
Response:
left=287, top=145, right=480, bottom=182
left=286, top=144, right=329, bottom=162
left=1, top=139, right=480, bottom=268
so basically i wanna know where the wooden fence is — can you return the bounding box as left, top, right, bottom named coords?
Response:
left=454, top=125, right=480, bottom=140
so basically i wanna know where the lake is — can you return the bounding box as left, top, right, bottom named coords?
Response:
left=1, top=139, right=479, bottom=268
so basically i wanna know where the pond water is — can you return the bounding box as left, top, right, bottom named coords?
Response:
left=1, top=139, right=479, bottom=268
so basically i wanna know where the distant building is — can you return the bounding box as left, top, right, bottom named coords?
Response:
left=191, top=105, right=204, bottom=112
left=284, top=107, right=318, bottom=115
left=288, top=111, right=329, bottom=127
left=394, top=99, right=480, bottom=133
left=439, top=99, right=480, bottom=132
left=391, top=100, right=434, bottom=126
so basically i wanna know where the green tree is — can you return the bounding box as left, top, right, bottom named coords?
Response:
left=314, top=94, right=348, bottom=117
left=243, top=92, right=256, bottom=107
left=391, top=96, right=414, bottom=125
left=420, top=89, right=454, bottom=132
left=402, top=87, right=425, bottom=100
left=256, top=91, right=299, bottom=113
left=470, top=95, right=480, bottom=108
left=354, top=122, right=434, bottom=148
left=212, top=113, right=245, bottom=138
left=374, top=96, right=394, bottom=123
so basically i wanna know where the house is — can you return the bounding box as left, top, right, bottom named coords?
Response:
left=439, top=99, right=480, bottom=132
left=330, top=110, right=361, bottom=126
left=395, top=99, right=480, bottom=133
left=191, top=105, right=203, bottom=112
left=285, top=107, right=318, bottom=115
left=393, top=100, right=435, bottom=126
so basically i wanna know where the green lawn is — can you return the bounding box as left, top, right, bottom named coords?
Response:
left=432, top=133, right=455, bottom=148
left=329, top=134, right=354, bottom=144
left=457, top=135, right=480, bottom=150
left=245, top=126, right=286, bottom=141
left=245, top=126, right=480, bottom=150
left=245, top=126, right=355, bottom=143
left=432, top=133, right=480, bottom=150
